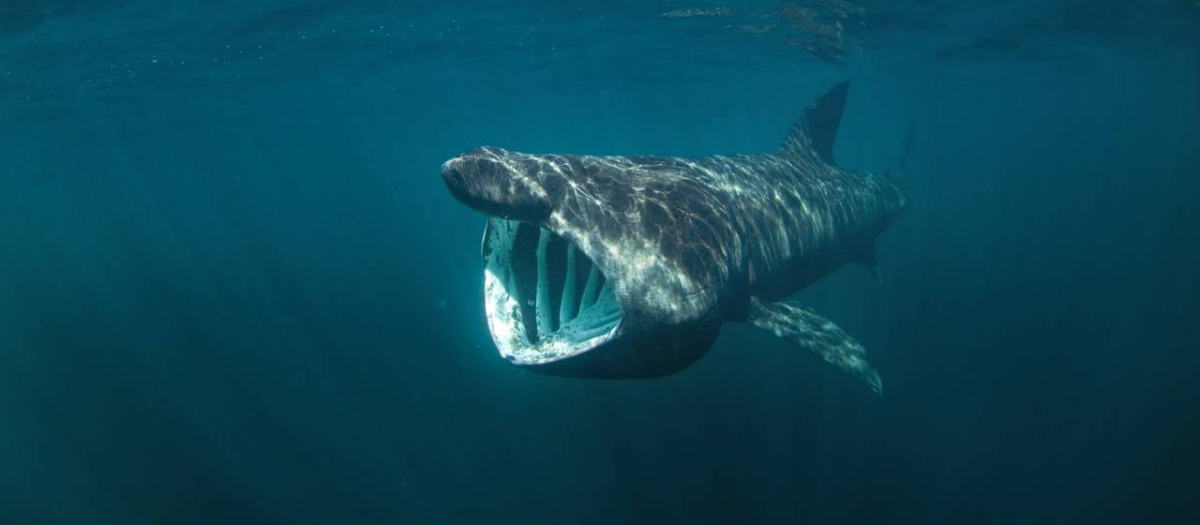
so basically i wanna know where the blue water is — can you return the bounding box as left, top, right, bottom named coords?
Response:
left=2, top=1, right=1198, bottom=523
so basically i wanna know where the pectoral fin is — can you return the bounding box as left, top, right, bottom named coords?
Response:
left=742, top=296, right=883, bottom=395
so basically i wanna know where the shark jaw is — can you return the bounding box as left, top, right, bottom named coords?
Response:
left=482, top=218, right=623, bottom=366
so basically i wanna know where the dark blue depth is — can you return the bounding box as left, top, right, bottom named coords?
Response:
left=1, top=1, right=1198, bottom=524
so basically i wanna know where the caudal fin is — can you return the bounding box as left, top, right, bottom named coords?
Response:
left=778, top=81, right=850, bottom=165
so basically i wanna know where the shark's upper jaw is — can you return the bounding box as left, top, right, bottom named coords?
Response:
left=482, top=217, right=624, bottom=365
left=440, top=147, right=552, bottom=224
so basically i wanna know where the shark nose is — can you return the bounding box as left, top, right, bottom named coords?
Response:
left=440, top=155, right=552, bottom=223
left=441, top=155, right=505, bottom=195
left=440, top=161, right=468, bottom=193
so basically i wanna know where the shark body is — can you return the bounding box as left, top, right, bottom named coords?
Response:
left=441, top=83, right=908, bottom=393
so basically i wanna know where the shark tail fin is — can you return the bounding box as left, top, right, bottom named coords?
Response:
left=856, top=243, right=883, bottom=284
left=884, top=120, right=918, bottom=179
left=778, top=81, right=850, bottom=165
left=741, top=296, right=882, bottom=395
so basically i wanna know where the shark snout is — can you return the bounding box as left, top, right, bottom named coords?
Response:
left=439, top=159, right=474, bottom=198
left=441, top=148, right=552, bottom=223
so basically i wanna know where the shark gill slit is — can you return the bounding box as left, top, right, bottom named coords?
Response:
left=500, top=221, right=620, bottom=349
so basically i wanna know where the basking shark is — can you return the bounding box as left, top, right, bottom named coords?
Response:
left=441, top=83, right=908, bottom=393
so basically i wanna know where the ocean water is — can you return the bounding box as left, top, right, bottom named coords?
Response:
left=2, top=1, right=1198, bottom=524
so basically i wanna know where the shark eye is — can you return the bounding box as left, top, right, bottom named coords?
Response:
left=482, top=219, right=622, bottom=363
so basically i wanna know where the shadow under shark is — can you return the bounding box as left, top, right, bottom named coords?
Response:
left=441, top=83, right=908, bottom=394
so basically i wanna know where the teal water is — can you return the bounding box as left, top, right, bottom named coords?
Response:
left=2, top=1, right=1199, bottom=524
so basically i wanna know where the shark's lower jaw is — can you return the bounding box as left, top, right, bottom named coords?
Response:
left=482, top=218, right=623, bottom=365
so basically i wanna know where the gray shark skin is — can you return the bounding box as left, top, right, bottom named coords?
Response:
left=441, top=83, right=908, bottom=393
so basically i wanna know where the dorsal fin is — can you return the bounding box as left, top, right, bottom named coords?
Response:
left=779, top=81, right=850, bottom=164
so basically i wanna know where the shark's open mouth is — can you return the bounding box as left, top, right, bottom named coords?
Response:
left=482, top=218, right=622, bottom=365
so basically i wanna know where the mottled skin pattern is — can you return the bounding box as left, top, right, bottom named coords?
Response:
left=442, top=83, right=908, bottom=389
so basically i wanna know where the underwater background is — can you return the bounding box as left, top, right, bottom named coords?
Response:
left=1, top=1, right=1198, bottom=524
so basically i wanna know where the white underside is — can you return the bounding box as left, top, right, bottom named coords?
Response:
left=483, top=218, right=621, bottom=365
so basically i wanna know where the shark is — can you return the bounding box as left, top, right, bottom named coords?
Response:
left=440, top=82, right=908, bottom=394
